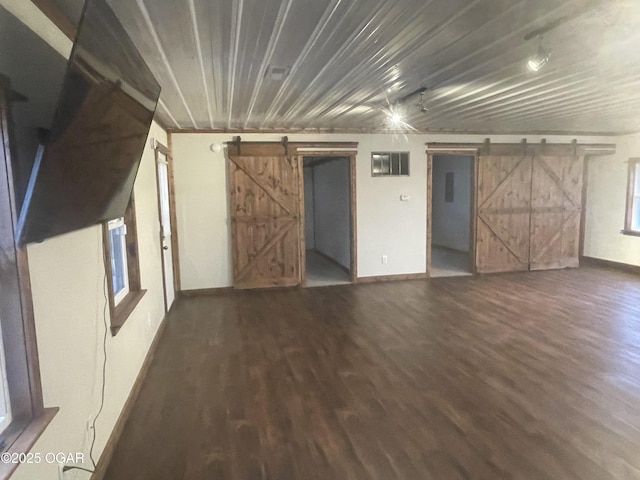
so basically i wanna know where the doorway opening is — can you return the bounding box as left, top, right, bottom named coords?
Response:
left=154, top=141, right=178, bottom=311
left=302, top=156, right=354, bottom=287
left=429, top=154, right=475, bottom=277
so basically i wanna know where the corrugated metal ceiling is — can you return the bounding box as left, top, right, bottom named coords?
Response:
left=48, top=0, right=640, bottom=134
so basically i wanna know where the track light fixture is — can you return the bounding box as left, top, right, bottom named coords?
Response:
left=383, top=86, right=427, bottom=129
left=416, top=90, right=428, bottom=113
left=527, top=38, right=551, bottom=72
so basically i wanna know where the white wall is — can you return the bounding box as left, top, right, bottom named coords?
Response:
left=311, top=158, right=351, bottom=269
left=432, top=155, right=472, bottom=252
left=303, top=167, right=315, bottom=250
left=13, top=122, right=168, bottom=480
left=172, top=135, right=231, bottom=291
left=172, top=132, right=614, bottom=289
left=584, top=132, right=640, bottom=266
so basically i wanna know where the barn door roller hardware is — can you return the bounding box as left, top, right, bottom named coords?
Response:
left=232, top=136, right=242, bottom=156
left=482, top=138, right=491, bottom=155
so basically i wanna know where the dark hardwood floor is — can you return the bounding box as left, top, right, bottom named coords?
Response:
left=103, top=266, right=640, bottom=480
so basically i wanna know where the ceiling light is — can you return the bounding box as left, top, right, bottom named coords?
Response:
left=386, top=107, right=405, bottom=129
left=385, top=103, right=407, bottom=130
left=526, top=40, right=550, bottom=73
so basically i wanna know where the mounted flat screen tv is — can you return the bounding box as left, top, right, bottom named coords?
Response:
left=16, top=0, right=161, bottom=245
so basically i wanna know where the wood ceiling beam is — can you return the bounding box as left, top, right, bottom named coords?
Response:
left=30, top=0, right=76, bottom=41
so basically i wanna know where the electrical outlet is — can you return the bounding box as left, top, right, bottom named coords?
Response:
left=382, top=255, right=388, bottom=264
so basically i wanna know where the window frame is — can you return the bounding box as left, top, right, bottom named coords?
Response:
left=106, top=217, right=130, bottom=305
left=102, top=195, right=145, bottom=335
left=623, top=157, right=640, bottom=237
left=0, top=76, right=57, bottom=479
left=0, top=325, right=12, bottom=436
left=371, top=151, right=410, bottom=177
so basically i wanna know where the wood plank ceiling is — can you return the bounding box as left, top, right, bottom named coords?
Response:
left=48, top=0, right=640, bottom=134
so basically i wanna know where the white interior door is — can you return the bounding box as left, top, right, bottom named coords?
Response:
left=157, top=153, right=175, bottom=310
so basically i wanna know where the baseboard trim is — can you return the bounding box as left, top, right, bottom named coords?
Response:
left=90, top=305, right=171, bottom=480
left=308, top=249, right=350, bottom=275
left=179, top=287, right=234, bottom=297
left=356, top=272, right=428, bottom=284
left=580, top=256, right=640, bottom=274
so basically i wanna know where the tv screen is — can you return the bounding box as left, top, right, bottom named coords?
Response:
left=16, top=0, right=161, bottom=245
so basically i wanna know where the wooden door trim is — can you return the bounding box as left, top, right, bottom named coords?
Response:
left=427, top=142, right=615, bottom=157
left=154, top=138, right=181, bottom=297
left=152, top=148, right=168, bottom=313
left=426, top=155, right=432, bottom=277
left=226, top=140, right=358, bottom=158
left=298, top=156, right=306, bottom=286
left=349, top=152, right=358, bottom=282
left=426, top=151, right=478, bottom=277
left=166, top=134, right=181, bottom=292
left=470, top=153, right=478, bottom=273
left=578, top=156, right=589, bottom=257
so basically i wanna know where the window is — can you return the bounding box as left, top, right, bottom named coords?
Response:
left=372, top=152, right=409, bottom=176
left=623, top=158, right=640, bottom=236
left=103, top=196, right=145, bottom=334
left=107, top=218, right=129, bottom=304
left=0, top=80, right=57, bottom=476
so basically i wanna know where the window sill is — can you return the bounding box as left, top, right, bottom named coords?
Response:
left=621, top=229, right=640, bottom=237
left=111, top=289, right=147, bottom=336
left=0, top=407, right=58, bottom=479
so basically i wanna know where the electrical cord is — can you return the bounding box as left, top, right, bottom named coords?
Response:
left=89, top=252, right=110, bottom=469
left=62, top=237, right=110, bottom=477
left=62, top=465, right=94, bottom=475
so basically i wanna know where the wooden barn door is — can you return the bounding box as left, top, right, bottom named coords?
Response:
left=529, top=155, right=583, bottom=270
left=227, top=153, right=302, bottom=289
left=434, top=141, right=611, bottom=275
left=476, top=154, right=532, bottom=273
